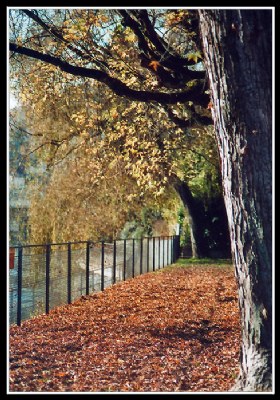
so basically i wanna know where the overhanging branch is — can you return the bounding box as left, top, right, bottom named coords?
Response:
left=10, top=42, right=209, bottom=106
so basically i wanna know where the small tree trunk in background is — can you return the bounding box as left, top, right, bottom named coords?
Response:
left=174, top=179, right=207, bottom=258
left=199, top=10, right=272, bottom=391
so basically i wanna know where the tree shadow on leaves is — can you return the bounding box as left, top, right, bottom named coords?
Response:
left=148, top=320, right=233, bottom=346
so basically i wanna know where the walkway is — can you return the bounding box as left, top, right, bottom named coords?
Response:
left=9, top=261, right=240, bottom=393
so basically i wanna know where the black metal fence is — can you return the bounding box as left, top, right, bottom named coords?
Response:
left=9, top=235, right=180, bottom=326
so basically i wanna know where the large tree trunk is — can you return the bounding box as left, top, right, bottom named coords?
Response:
left=199, top=10, right=272, bottom=391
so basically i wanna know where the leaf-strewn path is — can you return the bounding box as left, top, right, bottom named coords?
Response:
left=9, top=262, right=240, bottom=393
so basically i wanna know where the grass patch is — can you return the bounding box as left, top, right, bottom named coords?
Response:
left=150, top=258, right=233, bottom=275
left=177, top=257, right=232, bottom=266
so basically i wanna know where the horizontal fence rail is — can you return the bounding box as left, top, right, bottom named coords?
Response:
left=9, top=236, right=180, bottom=326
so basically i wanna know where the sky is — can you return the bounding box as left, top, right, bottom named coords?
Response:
left=9, top=94, right=18, bottom=109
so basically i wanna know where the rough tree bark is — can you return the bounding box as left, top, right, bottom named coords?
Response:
left=199, top=10, right=273, bottom=391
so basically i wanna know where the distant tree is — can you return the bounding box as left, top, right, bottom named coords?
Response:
left=9, top=9, right=229, bottom=257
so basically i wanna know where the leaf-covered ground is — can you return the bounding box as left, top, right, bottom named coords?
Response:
left=9, top=262, right=240, bottom=393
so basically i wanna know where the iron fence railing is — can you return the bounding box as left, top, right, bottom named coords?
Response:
left=9, top=235, right=180, bottom=326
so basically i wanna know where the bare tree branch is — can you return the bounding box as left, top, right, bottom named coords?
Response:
left=22, top=9, right=109, bottom=71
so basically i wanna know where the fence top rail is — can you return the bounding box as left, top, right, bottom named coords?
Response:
left=10, top=235, right=179, bottom=249
left=10, top=240, right=91, bottom=249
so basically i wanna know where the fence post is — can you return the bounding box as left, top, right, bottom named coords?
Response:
left=153, top=237, right=155, bottom=271
left=173, top=236, right=175, bottom=262
left=171, top=236, right=174, bottom=263
left=67, top=242, right=72, bottom=304
left=17, top=247, right=23, bottom=326
left=163, top=237, right=165, bottom=268
left=113, top=240, right=116, bottom=284
left=147, top=238, right=149, bottom=272
left=140, top=238, right=143, bottom=275
left=173, top=235, right=175, bottom=261
left=167, top=237, right=169, bottom=265
left=86, top=241, right=90, bottom=295
left=158, top=237, right=161, bottom=269
left=101, top=241, right=105, bottom=291
left=132, top=239, right=135, bottom=278
left=123, top=239, right=126, bottom=281
left=45, top=244, right=51, bottom=314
